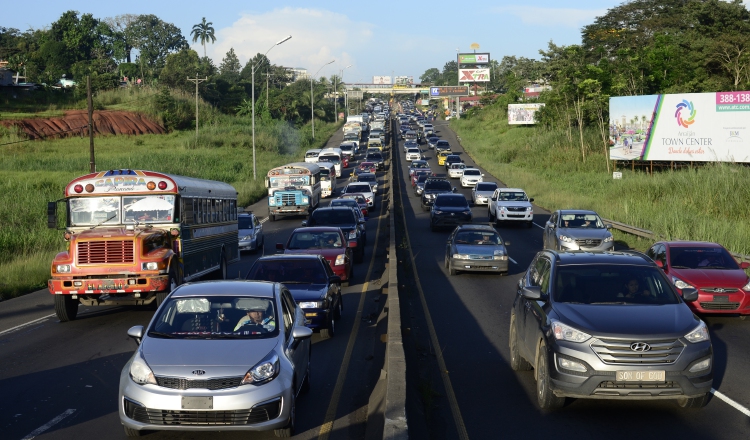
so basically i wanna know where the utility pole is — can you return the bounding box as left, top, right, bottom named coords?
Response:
left=87, top=76, right=95, bottom=173
left=187, top=74, right=208, bottom=143
left=266, top=69, right=269, bottom=110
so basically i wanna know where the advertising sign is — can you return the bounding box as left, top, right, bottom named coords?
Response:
left=430, top=86, right=469, bottom=97
left=458, top=53, right=490, bottom=64
left=348, top=90, right=363, bottom=99
left=508, top=103, right=545, bottom=125
left=395, top=76, right=414, bottom=85
left=609, top=91, right=750, bottom=162
left=459, top=68, right=491, bottom=82
left=372, top=76, right=392, bottom=85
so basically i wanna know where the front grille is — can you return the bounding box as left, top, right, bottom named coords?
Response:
left=699, top=302, right=740, bottom=310
left=591, top=338, right=684, bottom=364
left=276, top=193, right=297, bottom=206
left=576, top=239, right=602, bottom=247
left=701, top=288, right=739, bottom=293
left=469, top=255, right=494, bottom=260
left=124, top=398, right=280, bottom=426
left=506, top=207, right=526, bottom=212
left=77, top=240, right=134, bottom=264
left=156, top=376, right=243, bottom=390
left=597, top=381, right=678, bottom=389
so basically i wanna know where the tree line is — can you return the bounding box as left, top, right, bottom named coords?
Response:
left=0, top=11, right=343, bottom=126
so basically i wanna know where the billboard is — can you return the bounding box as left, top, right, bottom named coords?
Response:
left=459, top=68, right=491, bottom=82
left=508, top=103, right=545, bottom=125
left=430, top=86, right=469, bottom=97
left=395, top=76, right=414, bottom=85
left=609, top=91, right=750, bottom=162
left=372, top=76, right=392, bottom=85
left=458, top=53, right=490, bottom=64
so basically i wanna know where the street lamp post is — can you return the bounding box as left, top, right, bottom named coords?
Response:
left=335, top=64, right=352, bottom=122
left=311, top=59, right=335, bottom=139
left=252, top=35, right=291, bottom=180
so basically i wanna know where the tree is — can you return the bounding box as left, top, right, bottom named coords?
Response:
left=219, top=48, right=241, bottom=84
left=103, top=14, right=139, bottom=62
left=160, top=48, right=215, bottom=92
left=420, top=67, right=441, bottom=85
left=190, top=17, right=216, bottom=58
left=442, top=61, right=458, bottom=86
left=127, top=14, right=187, bottom=74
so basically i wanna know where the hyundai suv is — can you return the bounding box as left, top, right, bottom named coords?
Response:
left=511, top=250, right=712, bottom=410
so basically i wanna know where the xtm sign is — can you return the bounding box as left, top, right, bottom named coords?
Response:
left=459, top=69, right=490, bottom=82
left=429, top=86, right=469, bottom=97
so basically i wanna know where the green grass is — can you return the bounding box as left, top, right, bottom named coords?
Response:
left=451, top=101, right=750, bottom=255
left=0, top=89, right=343, bottom=300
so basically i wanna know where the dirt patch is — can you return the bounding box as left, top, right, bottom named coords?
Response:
left=1, top=110, right=165, bottom=139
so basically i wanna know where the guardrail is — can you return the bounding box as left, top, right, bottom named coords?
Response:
left=602, top=218, right=750, bottom=262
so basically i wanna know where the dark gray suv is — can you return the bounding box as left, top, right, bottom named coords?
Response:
left=511, top=250, right=712, bottom=409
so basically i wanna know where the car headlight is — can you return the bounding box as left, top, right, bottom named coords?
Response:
left=558, top=235, right=574, bottom=243
left=453, top=254, right=470, bottom=260
left=672, top=276, right=694, bottom=290
left=348, top=230, right=358, bottom=240
left=604, top=235, right=614, bottom=243
left=56, top=264, right=71, bottom=273
left=335, top=254, right=346, bottom=266
left=743, top=279, right=750, bottom=292
left=434, top=210, right=443, bottom=214
left=241, top=353, right=280, bottom=385
left=526, top=206, right=533, bottom=211
left=498, top=206, right=506, bottom=212
left=299, top=300, right=325, bottom=309
left=551, top=321, right=591, bottom=343
left=493, top=250, right=508, bottom=260
left=240, top=235, right=252, bottom=241
left=129, top=350, right=157, bottom=385
left=684, top=321, right=709, bottom=343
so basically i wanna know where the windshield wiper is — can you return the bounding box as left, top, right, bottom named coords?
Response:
left=670, top=265, right=690, bottom=269
left=589, top=301, right=629, bottom=305
left=148, top=331, right=175, bottom=338
left=90, top=212, right=118, bottom=229
left=279, top=281, right=311, bottom=284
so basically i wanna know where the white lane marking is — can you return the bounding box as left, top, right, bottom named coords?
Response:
left=509, top=257, right=518, bottom=265
left=259, top=216, right=268, bottom=224
left=21, top=409, right=76, bottom=440
left=0, top=313, right=55, bottom=336
left=533, top=222, right=544, bottom=229
left=711, top=388, right=750, bottom=417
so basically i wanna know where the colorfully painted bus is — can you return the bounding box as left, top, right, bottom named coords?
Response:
left=266, top=162, right=321, bottom=221
left=47, top=169, right=239, bottom=321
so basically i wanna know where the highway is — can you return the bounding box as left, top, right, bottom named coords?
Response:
left=392, top=116, right=750, bottom=439
left=0, top=129, right=391, bottom=440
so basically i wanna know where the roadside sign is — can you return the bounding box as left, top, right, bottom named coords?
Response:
left=348, top=90, right=363, bottom=99
left=613, top=172, right=623, bottom=179
left=458, top=53, right=490, bottom=64
left=429, top=86, right=469, bottom=97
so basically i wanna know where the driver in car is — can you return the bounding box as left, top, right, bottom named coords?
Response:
left=234, top=299, right=275, bottom=331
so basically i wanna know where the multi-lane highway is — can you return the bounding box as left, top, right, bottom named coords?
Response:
left=392, top=115, right=750, bottom=439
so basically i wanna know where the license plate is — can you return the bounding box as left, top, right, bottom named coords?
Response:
left=181, top=396, right=213, bottom=409
left=616, top=370, right=665, bottom=382
left=713, top=295, right=729, bottom=302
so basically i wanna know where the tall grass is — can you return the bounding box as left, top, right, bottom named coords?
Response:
left=0, top=95, right=343, bottom=299
left=451, top=101, right=750, bottom=255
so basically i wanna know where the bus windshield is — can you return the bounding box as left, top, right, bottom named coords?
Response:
left=69, top=195, right=176, bottom=226
left=269, top=175, right=310, bottom=188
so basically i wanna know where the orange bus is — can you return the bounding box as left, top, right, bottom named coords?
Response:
left=47, top=169, right=239, bottom=321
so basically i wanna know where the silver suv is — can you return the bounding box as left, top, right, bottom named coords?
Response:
left=511, top=250, right=712, bottom=410
left=543, top=210, right=614, bottom=251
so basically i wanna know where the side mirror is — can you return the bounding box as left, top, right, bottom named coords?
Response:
left=301, top=220, right=308, bottom=226
left=741, top=262, right=750, bottom=269
left=682, top=288, right=699, bottom=302
left=549, top=224, right=556, bottom=229
left=292, top=326, right=313, bottom=340
left=655, top=260, right=664, bottom=269
left=452, top=187, right=457, bottom=192
left=522, top=286, right=542, bottom=300
left=359, top=219, right=366, bottom=224
left=127, top=325, right=144, bottom=345
left=491, top=197, right=497, bottom=201
left=47, top=201, right=58, bottom=229
left=529, top=198, right=535, bottom=203
left=605, top=224, right=612, bottom=229
left=505, top=241, right=511, bottom=246
left=276, top=243, right=284, bottom=250
left=329, top=275, right=342, bottom=284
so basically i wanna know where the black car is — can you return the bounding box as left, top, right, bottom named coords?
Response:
left=247, top=255, right=342, bottom=339
left=365, top=151, right=385, bottom=170
left=511, top=250, right=712, bottom=410
left=435, top=140, right=451, bottom=152
left=444, top=154, right=463, bottom=170
left=304, top=206, right=365, bottom=263
left=430, top=194, right=472, bottom=231
left=421, top=177, right=455, bottom=211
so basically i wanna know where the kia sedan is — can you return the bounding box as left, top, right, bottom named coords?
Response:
left=119, top=281, right=312, bottom=437
left=445, top=224, right=509, bottom=275
left=543, top=210, right=614, bottom=252
left=511, top=250, right=712, bottom=410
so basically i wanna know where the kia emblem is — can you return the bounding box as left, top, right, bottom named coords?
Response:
left=192, top=370, right=206, bottom=376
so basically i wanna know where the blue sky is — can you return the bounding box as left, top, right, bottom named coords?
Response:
left=2, top=0, right=628, bottom=82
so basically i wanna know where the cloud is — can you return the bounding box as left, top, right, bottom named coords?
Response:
left=197, top=8, right=375, bottom=79
left=494, top=6, right=607, bottom=28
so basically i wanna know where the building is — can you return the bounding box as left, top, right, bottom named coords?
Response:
left=284, top=67, right=308, bottom=82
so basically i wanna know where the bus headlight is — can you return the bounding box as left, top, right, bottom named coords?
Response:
left=56, top=264, right=71, bottom=273
left=302, top=196, right=309, bottom=203
left=142, top=262, right=160, bottom=271
left=268, top=198, right=277, bottom=206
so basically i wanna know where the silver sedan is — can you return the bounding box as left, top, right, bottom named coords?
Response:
left=119, top=281, right=312, bottom=438
left=471, top=181, right=498, bottom=205
left=445, top=224, right=510, bottom=275
left=543, top=209, right=614, bottom=251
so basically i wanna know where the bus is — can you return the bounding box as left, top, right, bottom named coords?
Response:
left=266, top=162, right=321, bottom=221
left=47, top=169, right=240, bottom=321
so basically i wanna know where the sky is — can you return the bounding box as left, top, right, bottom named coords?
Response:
left=2, top=0, right=631, bottom=83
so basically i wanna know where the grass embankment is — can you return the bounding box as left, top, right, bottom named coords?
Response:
left=0, top=87, right=343, bottom=300
left=451, top=101, right=750, bottom=255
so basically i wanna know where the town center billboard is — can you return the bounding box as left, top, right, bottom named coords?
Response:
left=609, top=92, right=750, bottom=162
left=508, top=103, right=545, bottom=125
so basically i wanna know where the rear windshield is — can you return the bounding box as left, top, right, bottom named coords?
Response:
left=425, top=180, right=452, bottom=190
left=553, top=265, right=679, bottom=305
left=476, top=183, right=497, bottom=191
left=463, top=170, right=481, bottom=176
left=346, top=184, right=372, bottom=193
left=311, top=209, right=356, bottom=225
left=247, top=259, right=327, bottom=284
left=436, top=196, right=468, bottom=207
left=669, top=247, right=739, bottom=270
left=436, top=141, right=449, bottom=146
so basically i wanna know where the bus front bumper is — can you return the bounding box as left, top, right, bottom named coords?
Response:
left=48, top=275, right=169, bottom=295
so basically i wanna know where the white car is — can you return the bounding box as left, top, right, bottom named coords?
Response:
left=448, top=163, right=466, bottom=179
left=460, top=168, right=484, bottom=187
left=405, top=148, right=422, bottom=161
left=343, top=182, right=375, bottom=208
left=488, top=188, right=535, bottom=228
left=304, top=149, right=321, bottom=163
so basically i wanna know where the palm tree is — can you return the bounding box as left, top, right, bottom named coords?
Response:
left=191, top=17, right=216, bottom=58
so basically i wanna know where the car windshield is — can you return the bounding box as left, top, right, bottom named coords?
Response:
left=332, top=199, right=360, bottom=209
left=289, top=230, right=344, bottom=248
left=455, top=231, right=503, bottom=245
left=436, top=196, right=468, bottom=207
left=346, top=184, right=371, bottom=194
left=475, top=183, right=497, bottom=191
left=499, top=192, right=528, bottom=201
left=408, top=148, right=420, bottom=153
left=358, top=175, right=376, bottom=182
left=360, top=162, right=374, bottom=168
left=247, top=259, right=327, bottom=284
left=367, top=153, right=383, bottom=160
left=149, top=295, right=279, bottom=339
left=305, top=152, right=319, bottom=158
left=463, top=170, right=481, bottom=176
left=668, top=247, right=739, bottom=270
left=417, top=175, right=430, bottom=183
left=436, top=141, right=449, bottom=146
left=560, top=214, right=604, bottom=229
left=426, top=181, right=452, bottom=191
left=238, top=216, right=254, bottom=229
left=412, top=162, right=429, bottom=169
left=318, top=156, right=340, bottom=164
left=553, top=265, right=679, bottom=305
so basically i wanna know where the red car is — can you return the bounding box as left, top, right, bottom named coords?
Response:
left=337, top=193, right=369, bottom=218
left=411, top=170, right=432, bottom=187
left=647, top=241, right=750, bottom=317
left=277, top=227, right=356, bottom=285
left=358, top=161, right=377, bottom=174
left=341, top=155, right=350, bottom=168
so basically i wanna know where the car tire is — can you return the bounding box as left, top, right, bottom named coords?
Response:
left=444, top=254, right=450, bottom=269
left=536, top=340, right=565, bottom=410
left=320, top=315, right=335, bottom=339
left=300, top=346, right=312, bottom=394
left=334, top=295, right=343, bottom=320
left=509, top=315, right=532, bottom=371
left=449, top=264, right=458, bottom=276
left=123, top=426, right=144, bottom=437
left=274, top=391, right=295, bottom=437
left=677, top=393, right=709, bottom=408
left=269, top=213, right=276, bottom=222
left=54, top=294, right=79, bottom=322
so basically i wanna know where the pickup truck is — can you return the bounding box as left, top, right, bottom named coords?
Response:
left=487, top=187, right=535, bottom=228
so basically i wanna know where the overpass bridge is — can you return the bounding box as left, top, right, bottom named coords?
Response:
left=345, top=83, right=431, bottom=95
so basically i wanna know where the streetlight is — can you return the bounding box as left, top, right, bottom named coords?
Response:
left=336, top=64, right=352, bottom=122
left=252, top=35, right=291, bottom=180
left=311, top=59, right=335, bottom=139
